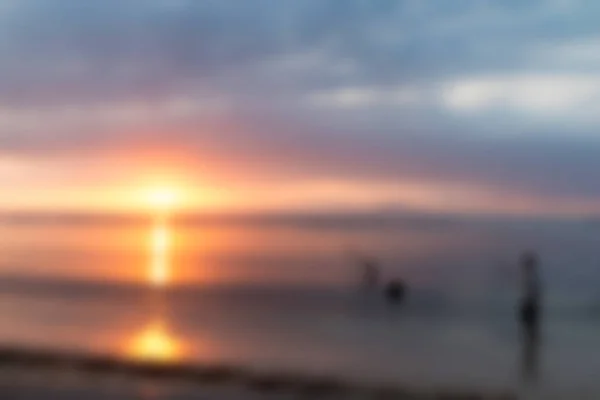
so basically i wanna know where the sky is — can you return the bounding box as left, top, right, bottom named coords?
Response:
left=1, top=0, right=600, bottom=215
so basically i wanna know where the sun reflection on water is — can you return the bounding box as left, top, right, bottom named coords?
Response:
left=127, top=319, right=181, bottom=362
left=150, top=217, right=172, bottom=288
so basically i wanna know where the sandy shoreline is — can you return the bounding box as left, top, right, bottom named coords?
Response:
left=0, top=346, right=516, bottom=399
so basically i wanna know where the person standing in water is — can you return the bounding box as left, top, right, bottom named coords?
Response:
left=518, top=251, right=542, bottom=382
left=385, top=279, right=407, bottom=305
left=360, top=257, right=380, bottom=289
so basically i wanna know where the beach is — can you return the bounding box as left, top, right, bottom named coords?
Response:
left=2, top=0, right=600, bottom=397
left=0, top=361, right=595, bottom=400
left=0, top=348, right=518, bottom=400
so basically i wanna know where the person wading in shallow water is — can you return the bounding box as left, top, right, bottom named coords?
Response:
left=385, top=279, right=407, bottom=305
left=518, top=251, right=542, bottom=382
left=360, top=257, right=380, bottom=289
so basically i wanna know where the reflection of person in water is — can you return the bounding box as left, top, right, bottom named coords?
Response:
left=518, top=251, right=542, bottom=382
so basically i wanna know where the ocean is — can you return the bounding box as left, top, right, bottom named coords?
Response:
left=0, top=214, right=599, bottom=397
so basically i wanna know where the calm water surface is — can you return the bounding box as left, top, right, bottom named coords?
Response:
left=0, top=216, right=599, bottom=397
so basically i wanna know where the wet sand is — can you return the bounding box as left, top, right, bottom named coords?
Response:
left=0, top=346, right=516, bottom=399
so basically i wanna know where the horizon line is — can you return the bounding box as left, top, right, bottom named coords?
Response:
left=0, top=208, right=596, bottom=223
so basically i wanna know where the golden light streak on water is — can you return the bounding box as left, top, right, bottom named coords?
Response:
left=127, top=319, right=181, bottom=362
left=150, top=217, right=172, bottom=288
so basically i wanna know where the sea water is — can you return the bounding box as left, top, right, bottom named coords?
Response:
left=0, top=215, right=599, bottom=397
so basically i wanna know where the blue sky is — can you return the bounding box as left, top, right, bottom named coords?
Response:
left=1, top=0, right=600, bottom=214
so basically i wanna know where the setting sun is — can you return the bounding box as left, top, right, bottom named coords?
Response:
left=147, top=187, right=181, bottom=210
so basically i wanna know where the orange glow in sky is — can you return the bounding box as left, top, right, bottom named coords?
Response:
left=3, top=151, right=600, bottom=217
left=127, top=320, right=181, bottom=362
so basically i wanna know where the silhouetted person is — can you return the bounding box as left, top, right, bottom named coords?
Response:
left=518, top=251, right=542, bottom=382
left=385, top=279, right=407, bottom=304
left=360, top=258, right=380, bottom=289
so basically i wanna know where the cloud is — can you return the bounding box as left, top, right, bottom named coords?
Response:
left=0, top=94, right=229, bottom=135
left=441, top=74, right=600, bottom=117
left=307, top=86, right=422, bottom=108
left=534, top=37, right=600, bottom=67
left=1, top=0, right=600, bottom=214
